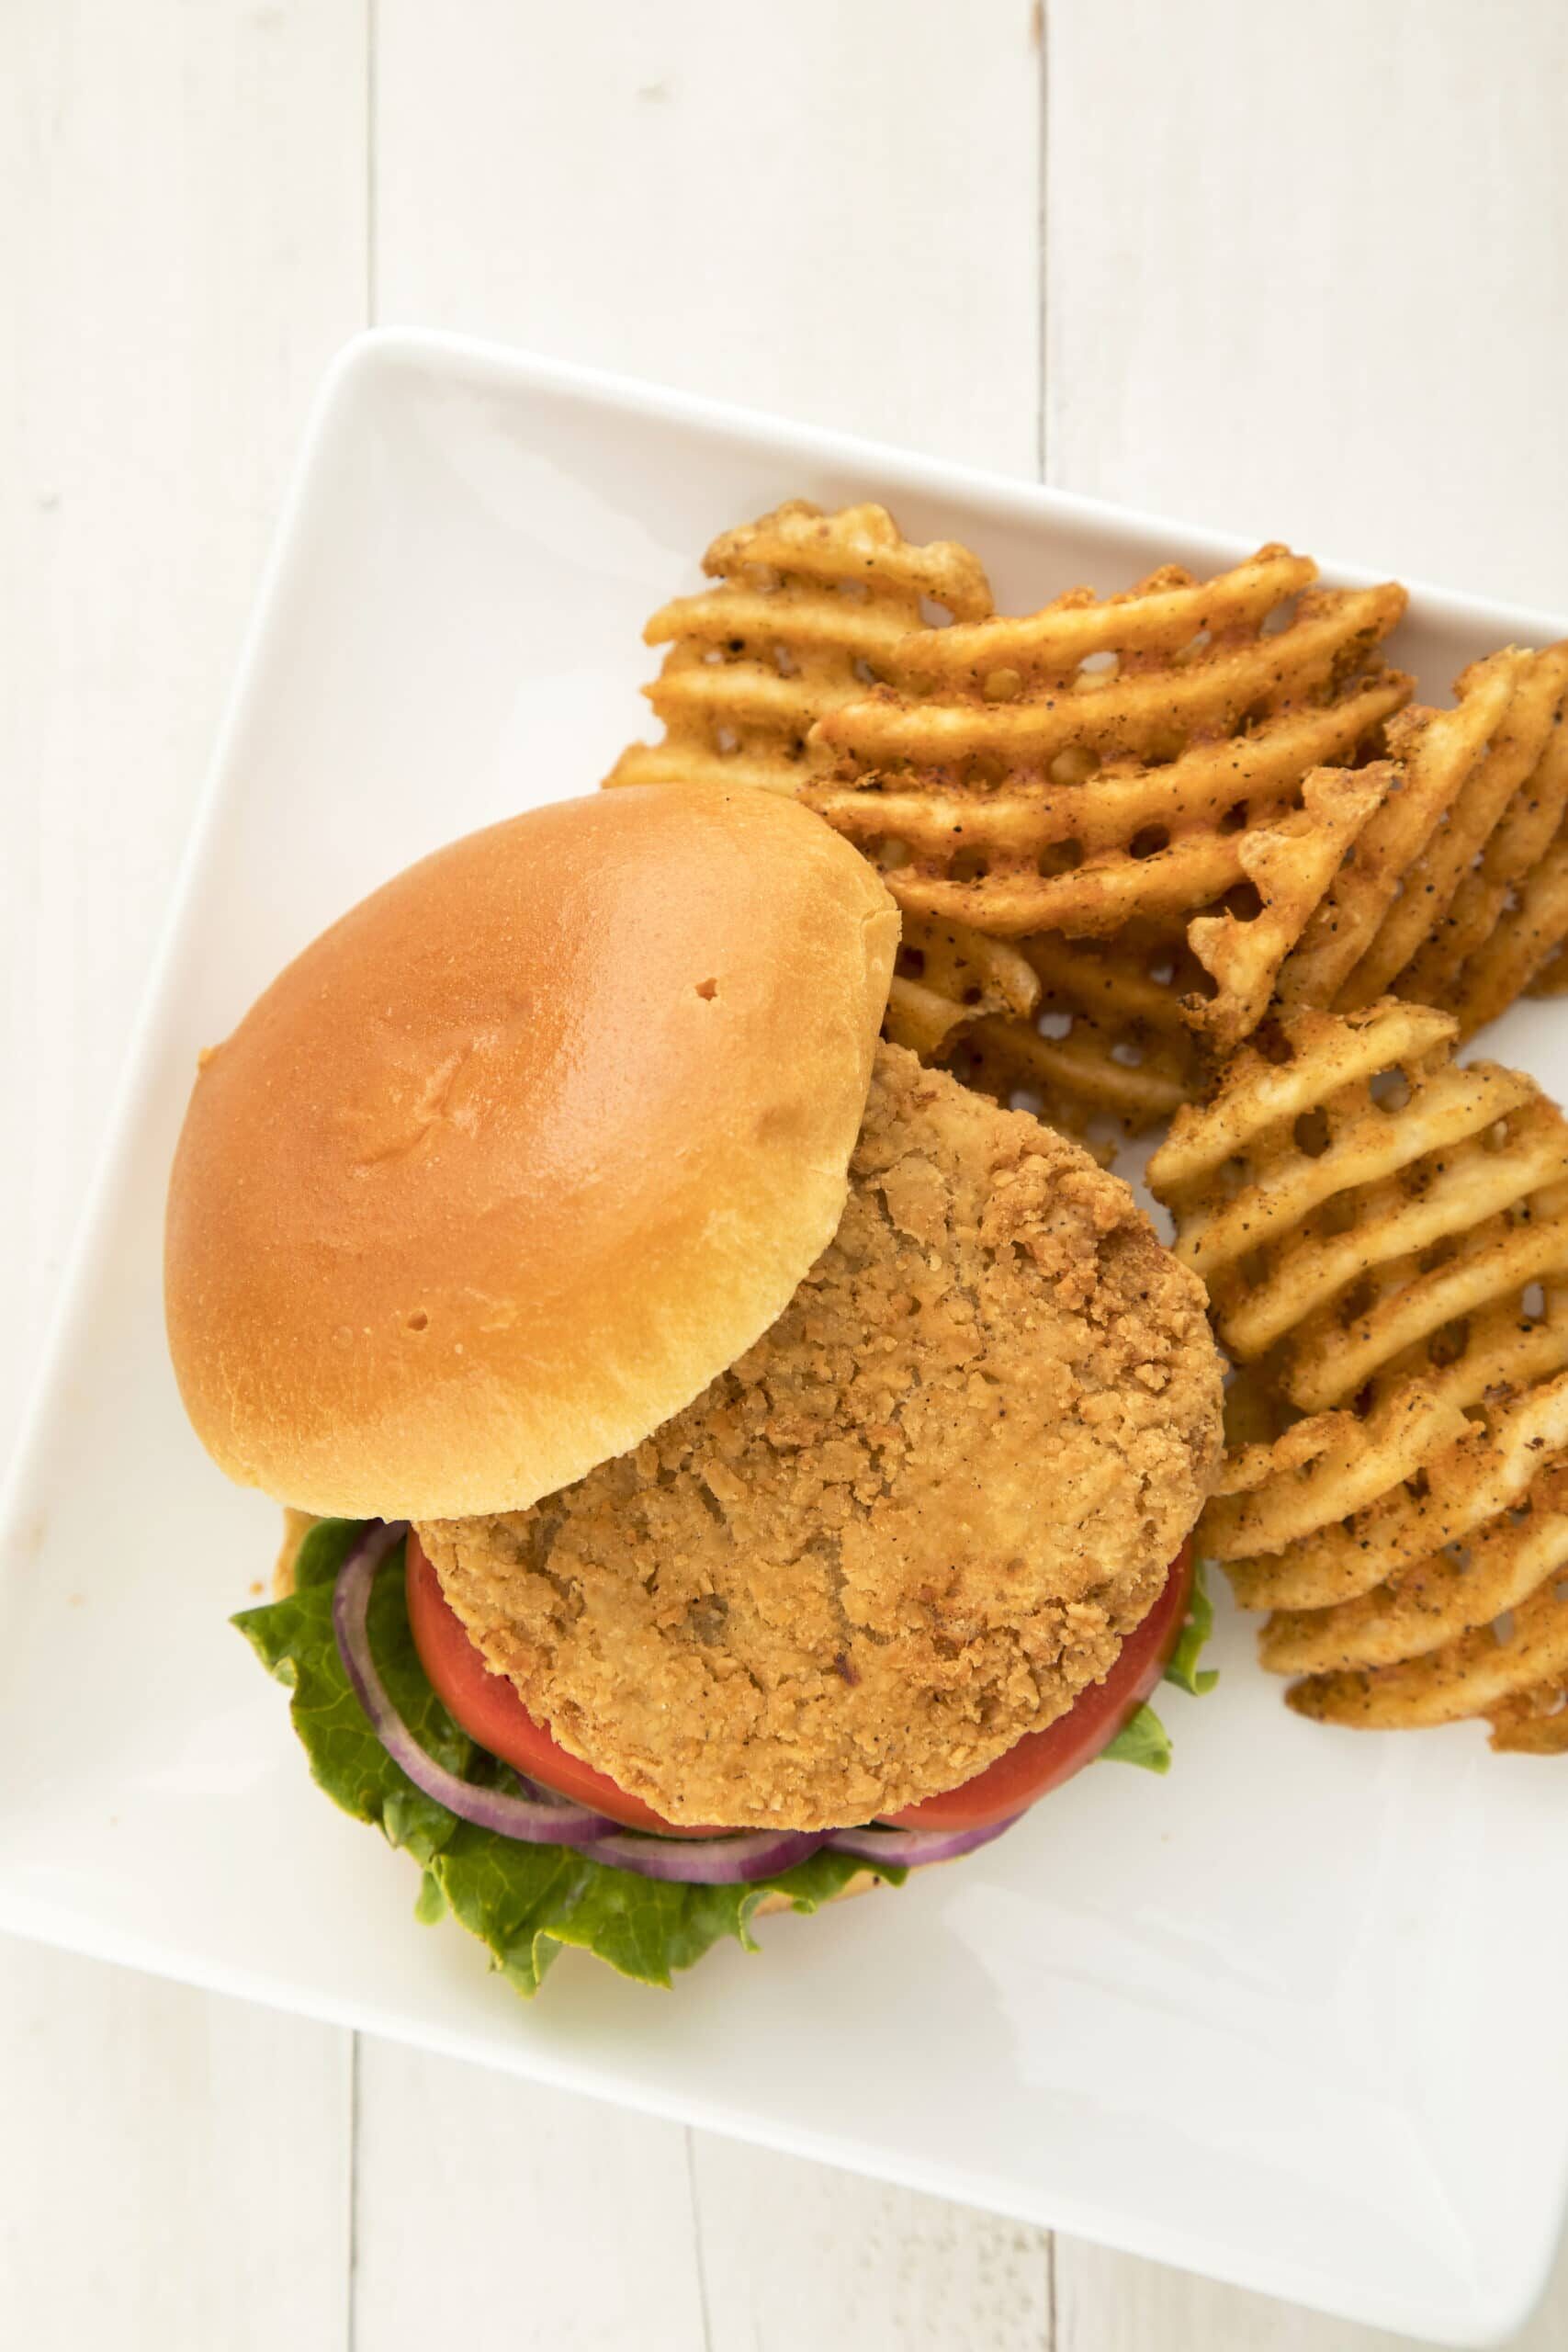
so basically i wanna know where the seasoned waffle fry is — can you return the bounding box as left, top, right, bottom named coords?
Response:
left=1487, top=1679, right=1568, bottom=1753
left=1162, top=1057, right=1533, bottom=1307
left=1402, top=669, right=1568, bottom=1012
left=1286, top=1200, right=1568, bottom=1415
left=897, top=547, right=1315, bottom=682
left=604, top=500, right=992, bottom=797
left=1276, top=654, right=1522, bottom=1005
left=1259, top=1459, right=1568, bottom=1674
left=1145, top=998, right=1456, bottom=1196
left=1201, top=1382, right=1472, bottom=1564
left=1277, top=642, right=1568, bottom=1034
left=1146, top=1000, right=1568, bottom=1408
left=884, top=913, right=1039, bottom=1059
left=1365, top=1279, right=1568, bottom=1418
left=1339, top=649, right=1568, bottom=1006
left=1221, top=1372, right=1568, bottom=1611
left=804, top=689, right=1405, bottom=942
left=1165, top=1001, right=1568, bottom=1752
left=1434, top=810, right=1568, bottom=1038
left=1184, top=764, right=1393, bottom=1052
left=1529, top=939, right=1568, bottom=998
left=1230, top=1091, right=1568, bottom=1370
left=807, top=547, right=1408, bottom=946
left=942, top=923, right=1205, bottom=1156
left=1285, top=1566, right=1568, bottom=1732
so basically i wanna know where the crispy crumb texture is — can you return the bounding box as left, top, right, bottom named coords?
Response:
left=418, top=1046, right=1221, bottom=1828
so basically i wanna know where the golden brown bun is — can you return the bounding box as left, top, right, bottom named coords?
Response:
left=167, top=786, right=897, bottom=1519
left=750, top=1872, right=877, bottom=1918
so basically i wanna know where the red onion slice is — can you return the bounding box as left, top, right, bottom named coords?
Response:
left=586, top=1827, right=828, bottom=1883
left=333, top=1521, right=617, bottom=1847
left=826, top=1815, right=1023, bottom=1868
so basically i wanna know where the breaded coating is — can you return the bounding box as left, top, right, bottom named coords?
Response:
left=417, top=1046, right=1222, bottom=1829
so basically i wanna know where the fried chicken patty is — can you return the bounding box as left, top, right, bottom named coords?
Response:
left=417, top=1045, right=1222, bottom=1829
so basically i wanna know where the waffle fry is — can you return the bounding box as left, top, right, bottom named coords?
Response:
left=1216, top=1372, right=1568, bottom=1612
left=1159, top=1002, right=1568, bottom=1750
left=1440, top=811, right=1568, bottom=1037
left=1487, top=1679, right=1568, bottom=1753
left=1201, top=1382, right=1472, bottom=1568
left=1146, top=1000, right=1568, bottom=1408
left=884, top=913, right=1039, bottom=1059
left=1286, top=1566, right=1568, bottom=1733
left=803, top=545, right=1407, bottom=1141
left=1212, top=1364, right=1568, bottom=1747
left=1277, top=642, right=1568, bottom=1034
left=807, top=546, right=1409, bottom=945
left=1401, top=662, right=1568, bottom=1014
left=1529, top=939, right=1568, bottom=998
left=1259, top=1454, right=1568, bottom=1674
left=1183, top=763, right=1393, bottom=1052
left=942, top=923, right=1206, bottom=1157
left=604, top=500, right=992, bottom=797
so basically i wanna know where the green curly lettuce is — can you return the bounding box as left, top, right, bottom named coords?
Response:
left=1100, top=1702, right=1173, bottom=1773
left=1100, top=1560, right=1220, bottom=1777
left=1163, top=1557, right=1220, bottom=1699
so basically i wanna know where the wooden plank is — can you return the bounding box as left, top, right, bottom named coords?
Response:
left=1046, top=2, right=1568, bottom=2342
left=0, top=6, right=367, bottom=2347
left=351, top=2045, right=708, bottom=2349
left=361, top=7, right=1052, bottom=2346
left=373, top=0, right=1043, bottom=472
left=1, top=0, right=368, bottom=1449
left=0, top=1941, right=351, bottom=2352
left=691, top=2139, right=1051, bottom=2352
left=1043, top=0, right=1568, bottom=614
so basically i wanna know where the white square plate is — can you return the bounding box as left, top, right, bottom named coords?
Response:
left=4, top=331, right=1565, bottom=2346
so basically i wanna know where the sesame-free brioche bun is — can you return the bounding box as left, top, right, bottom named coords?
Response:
left=165, top=785, right=897, bottom=1520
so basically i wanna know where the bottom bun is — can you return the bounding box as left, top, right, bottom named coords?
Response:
left=274, top=1507, right=320, bottom=1598
left=751, top=1870, right=882, bottom=1918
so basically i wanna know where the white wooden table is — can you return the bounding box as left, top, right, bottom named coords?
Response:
left=5, top=5, right=1566, bottom=2345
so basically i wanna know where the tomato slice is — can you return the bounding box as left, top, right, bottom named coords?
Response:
left=878, top=1544, right=1194, bottom=1831
left=404, top=1534, right=723, bottom=1837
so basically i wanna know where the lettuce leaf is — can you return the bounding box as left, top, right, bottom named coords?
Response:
left=1100, top=1701, right=1173, bottom=1774
left=233, top=1521, right=903, bottom=1996
left=1100, top=1559, right=1220, bottom=1775
left=1163, top=1558, right=1220, bottom=1697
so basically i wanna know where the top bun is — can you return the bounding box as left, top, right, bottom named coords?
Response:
left=165, top=785, right=898, bottom=1519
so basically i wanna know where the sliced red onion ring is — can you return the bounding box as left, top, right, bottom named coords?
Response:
left=333, top=1521, right=616, bottom=1847
left=826, top=1815, right=1022, bottom=1868
left=586, top=1828, right=828, bottom=1883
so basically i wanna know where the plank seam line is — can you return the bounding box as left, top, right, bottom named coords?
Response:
left=1046, top=2220, right=1057, bottom=2350
left=683, top=2128, right=715, bottom=2352
left=347, top=2033, right=362, bottom=2352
